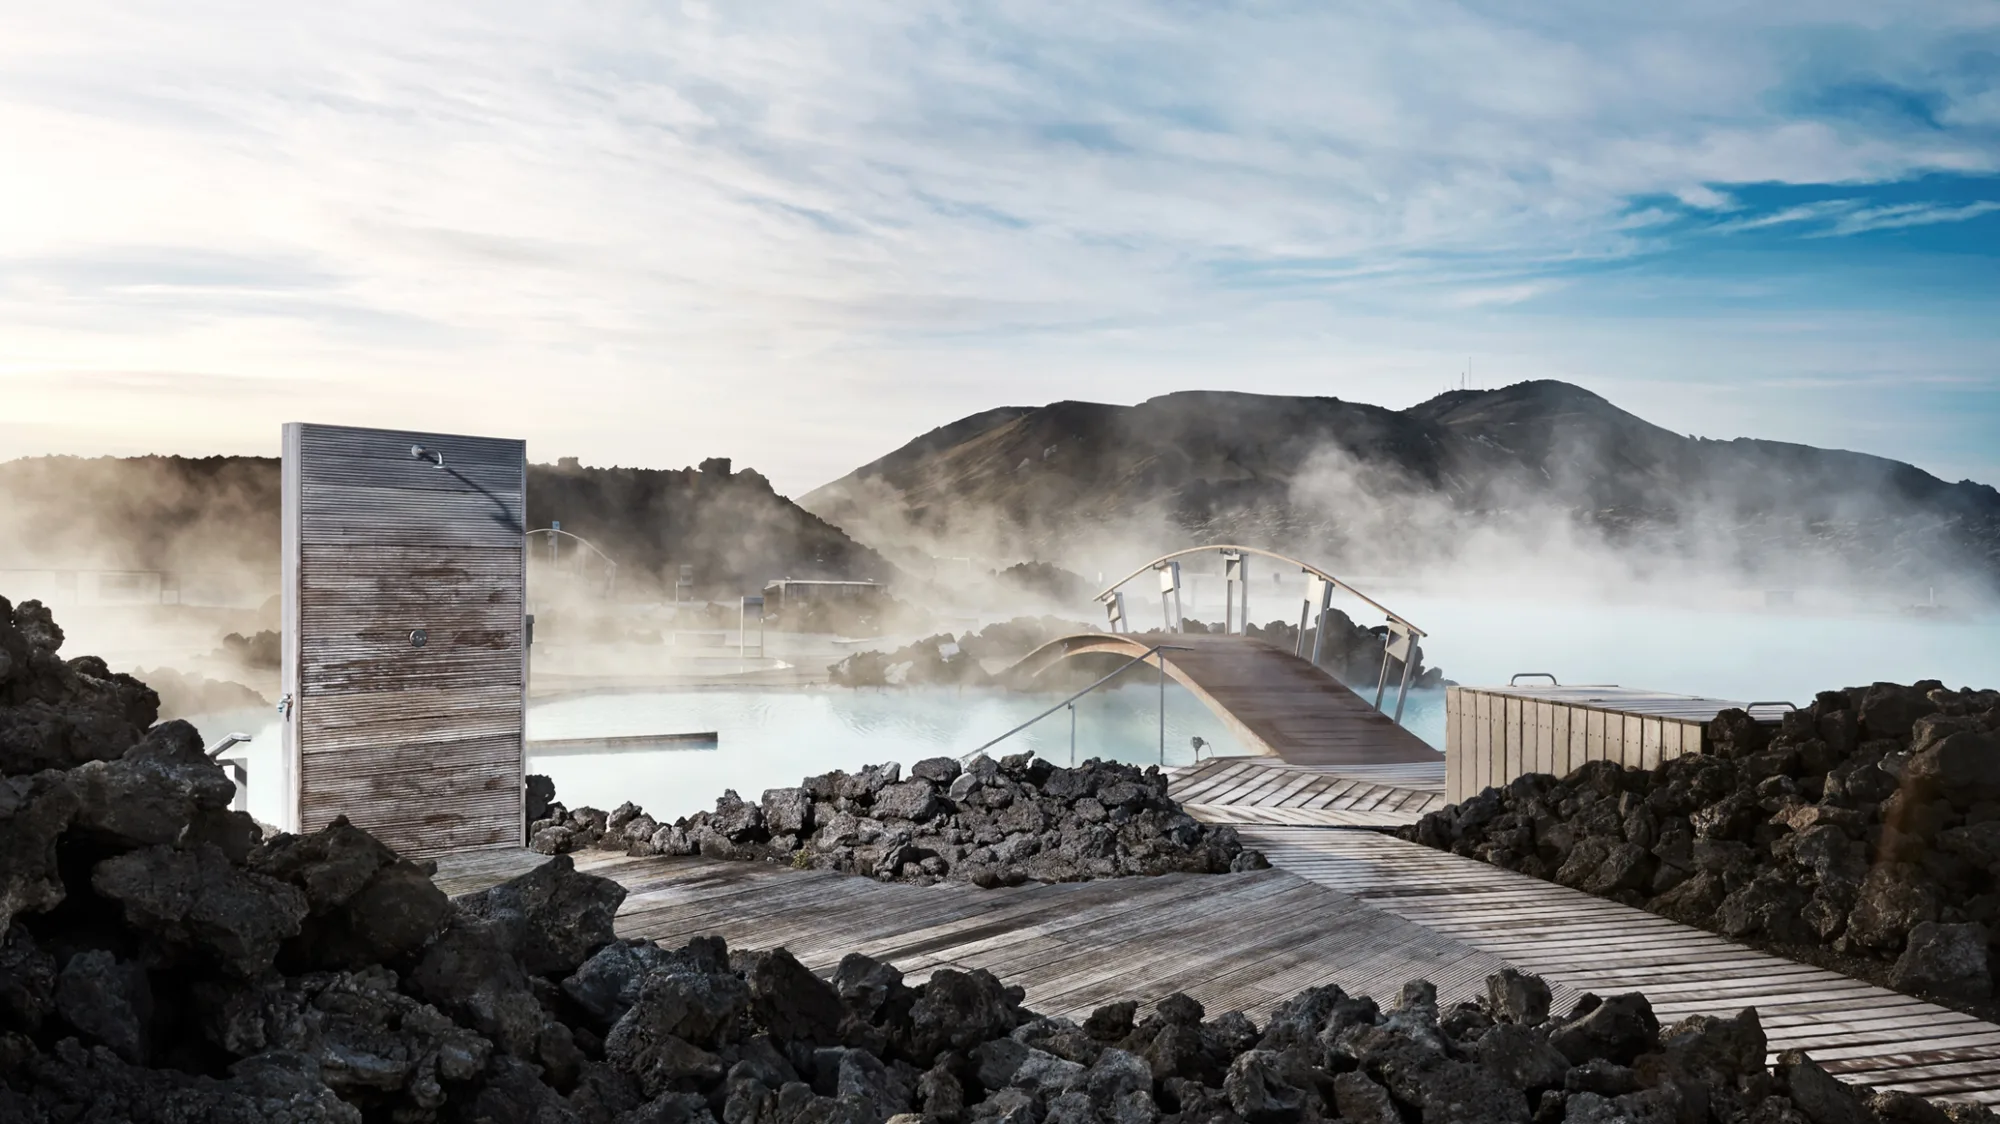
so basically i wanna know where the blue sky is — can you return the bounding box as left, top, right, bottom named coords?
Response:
left=0, top=1, right=1995, bottom=491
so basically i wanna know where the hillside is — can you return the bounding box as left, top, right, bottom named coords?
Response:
left=801, top=381, right=2000, bottom=596
left=0, top=454, right=891, bottom=599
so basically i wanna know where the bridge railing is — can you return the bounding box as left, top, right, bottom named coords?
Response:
left=527, top=526, right=619, bottom=598
left=1095, top=544, right=1430, bottom=726
left=964, top=644, right=1192, bottom=767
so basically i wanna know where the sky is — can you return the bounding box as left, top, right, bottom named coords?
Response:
left=2, top=1, right=1997, bottom=495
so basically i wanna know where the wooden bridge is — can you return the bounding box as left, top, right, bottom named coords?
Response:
left=1007, top=632, right=1442, bottom=769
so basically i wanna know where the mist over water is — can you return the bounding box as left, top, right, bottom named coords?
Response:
left=525, top=684, right=1252, bottom=821
left=182, top=587, right=1993, bottom=831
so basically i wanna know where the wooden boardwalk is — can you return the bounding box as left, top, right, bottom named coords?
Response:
left=1170, top=756, right=1446, bottom=827
left=432, top=827, right=2000, bottom=1103
left=1237, top=826, right=2000, bottom=1104
left=1011, top=633, right=1442, bottom=768
left=437, top=848, right=1530, bottom=1019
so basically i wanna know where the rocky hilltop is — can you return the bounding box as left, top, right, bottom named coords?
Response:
left=802, top=381, right=2000, bottom=594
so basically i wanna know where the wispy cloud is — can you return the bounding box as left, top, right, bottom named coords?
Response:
left=1819, top=200, right=2000, bottom=236
left=0, top=2, right=1996, bottom=485
left=1445, top=281, right=1568, bottom=309
left=1707, top=200, right=1862, bottom=233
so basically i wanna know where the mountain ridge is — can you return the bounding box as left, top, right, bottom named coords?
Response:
left=802, top=380, right=2000, bottom=595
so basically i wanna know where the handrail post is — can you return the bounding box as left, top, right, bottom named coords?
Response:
left=1373, top=634, right=1393, bottom=710
left=1392, top=637, right=1420, bottom=723
left=1309, top=576, right=1333, bottom=667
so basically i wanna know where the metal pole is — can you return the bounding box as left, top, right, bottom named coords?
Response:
left=1296, top=585, right=1311, bottom=657
left=1309, top=579, right=1332, bottom=666
left=1158, top=651, right=1166, bottom=765
left=1392, top=639, right=1420, bottom=724
left=1068, top=703, right=1076, bottom=766
left=1239, top=556, right=1250, bottom=634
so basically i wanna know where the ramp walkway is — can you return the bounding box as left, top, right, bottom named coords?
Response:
left=439, top=848, right=1535, bottom=1019
left=435, top=824, right=2000, bottom=1104
left=1010, top=632, right=1442, bottom=768
left=1168, top=755, right=1446, bottom=827
left=1235, top=826, right=2000, bottom=1103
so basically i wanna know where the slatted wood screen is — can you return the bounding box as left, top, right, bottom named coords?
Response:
left=280, top=423, right=526, bottom=857
left=1445, top=685, right=1736, bottom=802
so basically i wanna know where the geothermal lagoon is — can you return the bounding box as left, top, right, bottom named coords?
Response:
left=184, top=589, right=1995, bottom=830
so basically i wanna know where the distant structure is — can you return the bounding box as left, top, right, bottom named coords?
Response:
left=280, top=423, right=527, bottom=858
left=761, top=578, right=883, bottom=614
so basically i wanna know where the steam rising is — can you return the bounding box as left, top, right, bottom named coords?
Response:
left=803, top=382, right=2000, bottom=616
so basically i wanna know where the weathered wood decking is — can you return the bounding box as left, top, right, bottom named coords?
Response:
left=1170, top=756, right=1446, bottom=827
left=1012, top=633, right=1442, bottom=768
left=1237, top=826, right=2000, bottom=1103
left=436, top=847, right=1530, bottom=1018
left=433, top=830, right=2000, bottom=1103
left=431, top=640, right=2000, bottom=1104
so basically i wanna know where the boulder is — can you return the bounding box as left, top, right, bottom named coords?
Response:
left=1475, top=1023, right=1570, bottom=1091
left=1779, top=1053, right=1874, bottom=1124
left=406, top=918, right=548, bottom=1057
left=1223, top=1048, right=1321, bottom=1124
left=565, top=938, right=677, bottom=1029
left=1548, top=994, right=1658, bottom=1067
left=1487, top=968, right=1553, bottom=1026
left=53, top=949, right=152, bottom=1064
left=456, top=854, right=627, bottom=976
left=0, top=771, right=80, bottom=931
left=91, top=843, right=308, bottom=977
left=762, top=788, right=814, bottom=836
left=904, top=968, right=1025, bottom=1066
left=1845, top=865, right=1939, bottom=952
left=739, top=946, right=848, bottom=1045
left=1905, top=729, right=2000, bottom=804
left=1889, top=922, right=1992, bottom=1000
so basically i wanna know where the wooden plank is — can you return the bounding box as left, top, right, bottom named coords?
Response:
left=1234, top=826, right=2000, bottom=1100
left=1446, top=687, right=1463, bottom=803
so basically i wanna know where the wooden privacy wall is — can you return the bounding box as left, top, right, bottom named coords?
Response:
left=1445, top=685, right=1744, bottom=803
left=280, top=423, right=526, bottom=857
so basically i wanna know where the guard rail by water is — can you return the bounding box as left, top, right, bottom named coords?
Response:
left=964, top=644, right=1192, bottom=766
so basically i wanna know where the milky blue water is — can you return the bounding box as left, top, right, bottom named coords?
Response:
left=521, top=682, right=1278, bottom=821
left=186, top=594, right=1993, bottom=829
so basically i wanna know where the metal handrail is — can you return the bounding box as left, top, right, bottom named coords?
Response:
left=527, top=527, right=620, bottom=595
left=1093, top=544, right=1424, bottom=637
left=1510, top=672, right=1560, bottom=686
left=1745, top=700, right=1799, bottom=713
left=963, top=644, right=1192, bottom=763
left=207, top=732, right=251, bottom=814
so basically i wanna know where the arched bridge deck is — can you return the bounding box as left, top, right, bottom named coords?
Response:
left=1009, top=632, right=1440, bottom=768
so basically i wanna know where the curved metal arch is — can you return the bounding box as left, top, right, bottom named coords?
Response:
left=1093, top=544, right=1424, bottom=637
left=526, top=527, right=620, bottom=595
left=527, top=527, right=618, bottom=566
